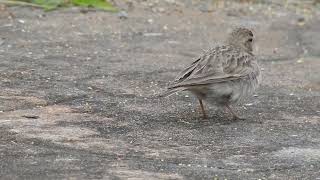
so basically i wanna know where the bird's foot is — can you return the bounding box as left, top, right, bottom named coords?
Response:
left=225, top=105, right=245, bottom=121
left=198, top=99, right=208, bottom=120
left=202, top=114, right=209, bottom=120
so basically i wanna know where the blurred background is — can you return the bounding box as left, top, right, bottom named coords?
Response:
left=1, top=0, right=320, bottom=14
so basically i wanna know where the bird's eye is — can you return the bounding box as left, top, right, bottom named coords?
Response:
left=248, top=38, right=253, bottom=42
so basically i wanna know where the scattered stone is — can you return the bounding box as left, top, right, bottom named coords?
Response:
left=297, top=58, right=304, bottom=63
left=147, top=18, right=154, bottom=24
left=22, top=115, right=40, bottom=119
left=165, top=0, right=175, bottom=3
left=143, top=32, right=162, bottom=37
left=18, top=19, right=25, bottom=24
left=0, top=38, right=4, bottom=46
left=163, top=25, right=168, bottom=30
left=199, top=3, right=214, bottom=13
left=297, top=17, right=305, bottom=26
left=158, top=7, right=165, bottom=13
left=118, top=11, right=128, bottom=19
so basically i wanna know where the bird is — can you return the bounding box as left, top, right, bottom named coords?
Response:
left=161, top=27, right=261, bottom=120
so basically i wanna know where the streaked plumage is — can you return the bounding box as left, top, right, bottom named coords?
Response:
left=162, top=27, right=261, bottom=119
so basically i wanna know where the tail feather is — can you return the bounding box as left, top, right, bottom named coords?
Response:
left=158, top=87, right=187, bottom=98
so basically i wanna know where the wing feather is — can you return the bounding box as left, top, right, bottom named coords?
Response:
left=168, top=45, right=257, bottom=89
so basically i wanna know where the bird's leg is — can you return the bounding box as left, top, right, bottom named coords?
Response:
left=226, top=105, right=244, bottom=120
left=198, top=99, right=208, bottom=119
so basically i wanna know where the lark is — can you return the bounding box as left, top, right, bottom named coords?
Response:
left=162, top=27, right=260, bottom=120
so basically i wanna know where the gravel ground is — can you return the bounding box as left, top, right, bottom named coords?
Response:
left=0, top=1, right=320, bottom=179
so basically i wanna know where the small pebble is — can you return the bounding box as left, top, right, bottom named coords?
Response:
left=143, top=33, right=162, bottom=37
left=158, top=7, right=165, bottom=13
left=0, top=39, right=4, bottom=46
left=18, top=19, right=25, bottom=24
left=296, top=58, right=304, bottom=63
left=147, top=19, right=154, bottom=24
left=118, top=11, right=128, bottom=19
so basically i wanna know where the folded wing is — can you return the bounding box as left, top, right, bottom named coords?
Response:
left=168, top=46, right=256, bottom=89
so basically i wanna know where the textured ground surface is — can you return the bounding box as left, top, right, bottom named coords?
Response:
left=0, top=1, right=320, bottom=179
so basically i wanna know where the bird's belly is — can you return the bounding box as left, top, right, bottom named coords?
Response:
left=205, top=76, right=259, bottom=106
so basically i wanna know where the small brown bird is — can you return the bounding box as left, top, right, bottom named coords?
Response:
left=162, top=27, right=260, bottom=120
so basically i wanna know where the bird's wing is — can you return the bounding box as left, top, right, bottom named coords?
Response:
left=171, top=57, right=202, bottom=84
left=170, top=46, right=225, bottom=86
left=169, top=46, right=257, bottom=88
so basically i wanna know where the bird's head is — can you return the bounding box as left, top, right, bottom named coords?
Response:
left=226, top=27, right=254, bottom=53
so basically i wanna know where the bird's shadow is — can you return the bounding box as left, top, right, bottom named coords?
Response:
left=165, top=110, right=238, bottom=128
left=162, top=107, right=263, bottom=129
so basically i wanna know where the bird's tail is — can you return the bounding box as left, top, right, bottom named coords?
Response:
left=157, top=87, right=187, bottom=98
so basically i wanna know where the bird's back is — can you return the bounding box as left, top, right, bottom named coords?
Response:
left=169, top=45, right=258, bottom=89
